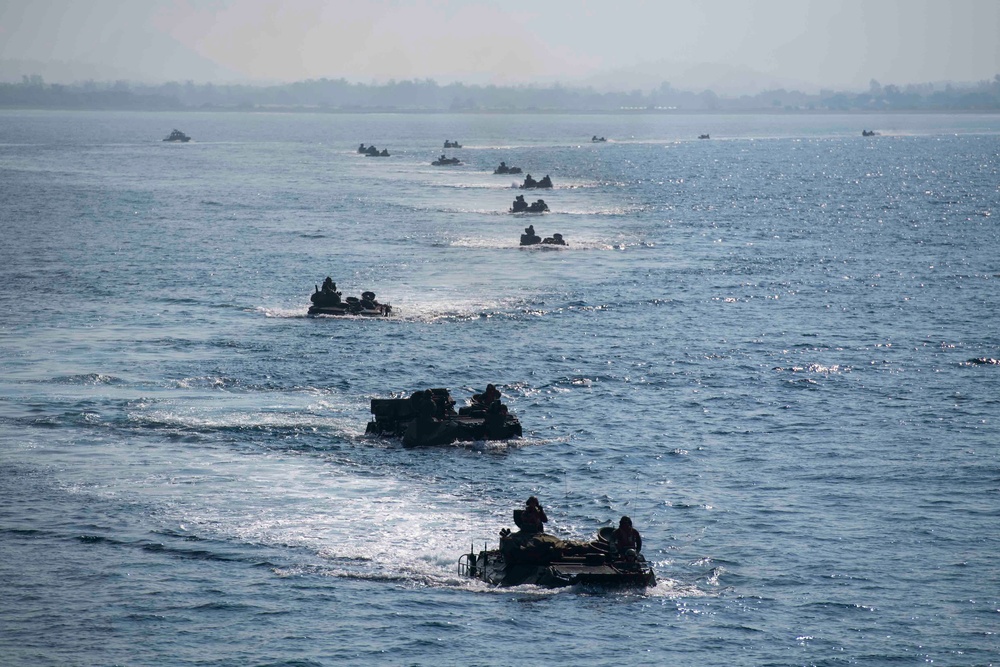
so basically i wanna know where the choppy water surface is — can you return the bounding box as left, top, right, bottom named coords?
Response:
left=1, top=111, right=998, bottom=666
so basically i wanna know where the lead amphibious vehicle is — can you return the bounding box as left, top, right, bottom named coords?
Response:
left=308, top=281, right=391, bottom=317
left=459, top=516, right=655, bottom=588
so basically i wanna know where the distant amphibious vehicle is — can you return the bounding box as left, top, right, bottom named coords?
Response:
left=519, top=174, right=553, bottom=189
left=520, top=225, right=566, bottom=246
left=358, top=143, right=390, bottom=157
left=163, top=129, right=191, bottom=142
left=308, top=278, right=391, bottom=317
left=494, top=161, right=523, bottom=175
left=366, top=387, right=522, bottom=447
left=459, top=519, right=655, bottom=588
left=510, top=195, right=549, bottom=213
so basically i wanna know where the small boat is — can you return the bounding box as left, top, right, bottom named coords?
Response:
left=698, top=134, right=710, bottom=139
left=366, top=387, right=522, bottom=447
left=862, top=130, right=879, bottom=137
left=432, top=155, right=462, bottom=166
left=308, top=280, right=391, bottom=317
left=591, top=135, right=607, bottom=143
left=444, top=140, right=462, bottom=148
left=459, top=523, right=655, bottom=588
left=163, top=129, right=191, bottom=142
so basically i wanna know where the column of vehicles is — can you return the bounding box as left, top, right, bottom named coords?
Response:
left=409, top=137, right=566, bottom=240
left=308, top=137, right=575, bottom=319
left=308, top=137, right=654, bottom=589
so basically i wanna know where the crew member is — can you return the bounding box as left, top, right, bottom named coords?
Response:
left=609, top=515, right=642, bottom=558
left=521, top=496, right=548, bottom=533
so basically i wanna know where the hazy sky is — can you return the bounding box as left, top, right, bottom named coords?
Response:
left=2, top=0, right=998, bottom=91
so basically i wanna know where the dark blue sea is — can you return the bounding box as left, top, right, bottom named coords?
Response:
left=1, top=110, right=998, bottom=666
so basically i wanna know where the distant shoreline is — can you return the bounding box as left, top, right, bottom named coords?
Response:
left=4, top=74, right=998, bottom=114
left=2, top=105, right=998, bottom=115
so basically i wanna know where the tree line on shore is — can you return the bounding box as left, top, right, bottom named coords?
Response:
left=3, top=74, right=999, bottom=112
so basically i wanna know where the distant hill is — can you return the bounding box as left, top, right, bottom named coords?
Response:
left=0, top=47, right=245, bottom=86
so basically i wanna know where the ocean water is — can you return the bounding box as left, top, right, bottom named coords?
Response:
left=1, top=110, right=998, bottom=666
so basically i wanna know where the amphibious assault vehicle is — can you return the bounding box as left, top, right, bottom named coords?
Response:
left=459, top=519, right=655, bottom=588
left=366, top=387, right=521, bottom=447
